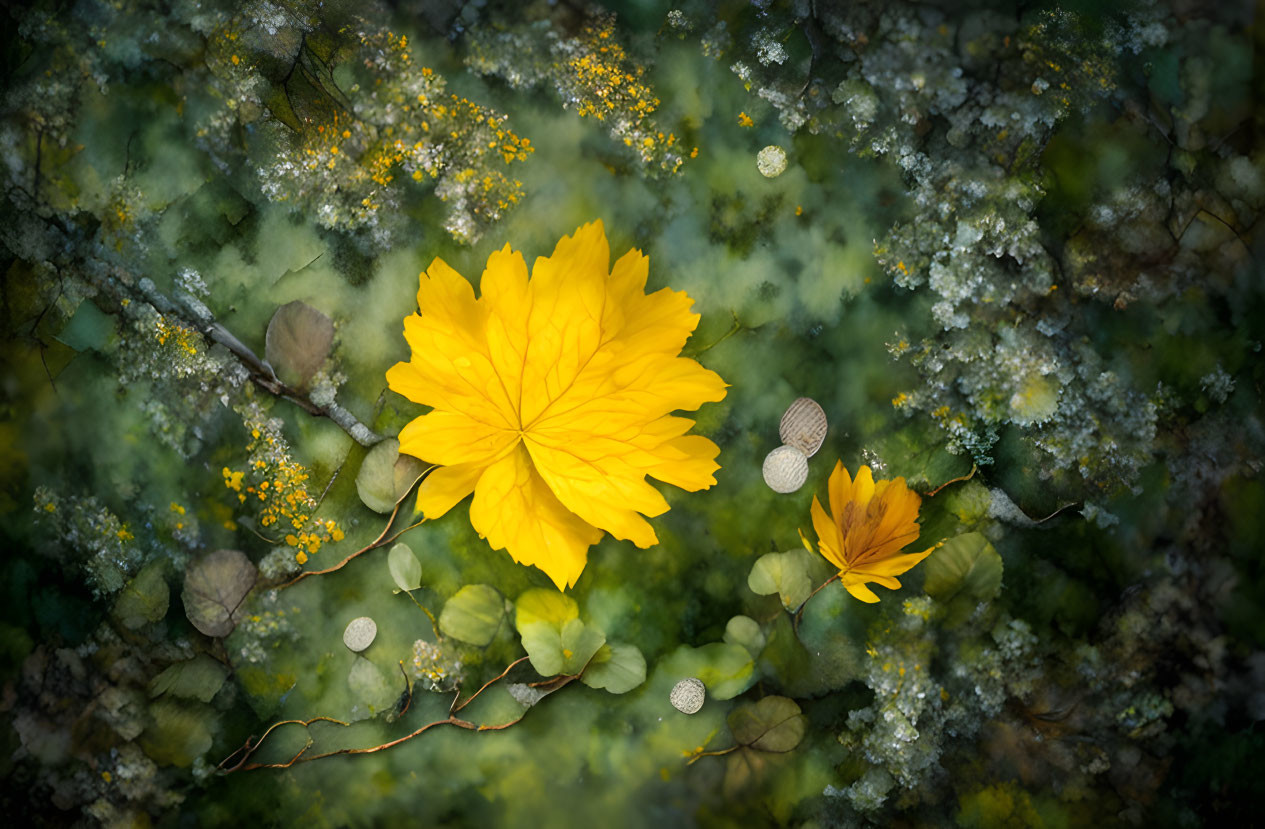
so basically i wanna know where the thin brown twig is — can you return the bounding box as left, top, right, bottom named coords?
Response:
left=125, top=277, right=379, bottom=446
left=380, top=519, right=426, bottom=548
left=242, top=523, right=283, bottom=546
left=450, top=656, right=530, bottom=715
left=222, top=656, right=533, bottom=772
left=927, top=464, right=978, bottom=498
left=396, top=660, right=413, bottom=718
left=279, top=500, right=403, bottom=589
left=527, top=674, right=577, bottom=692
left=248, top=717, right=465, bottom=769
left=1031, top=502, right=1081, bottom=524
left=474, top=717, right=526, bottom=732
left=217, top=716, right=350, bottom=773
left=793, top=572, right=841, bottom=634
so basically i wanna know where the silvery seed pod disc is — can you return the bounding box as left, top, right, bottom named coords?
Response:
left=343, top=616, right=377, bottom=653
left=763, top=445, right=809, bottom=493
left=670, top=678, right=706, bottom=714
left=779, top=397, right=828, bottom=457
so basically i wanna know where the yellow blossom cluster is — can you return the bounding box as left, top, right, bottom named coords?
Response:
left=153, top=315, right=200, bottom=358
left=222, top=403, right=343, bottom=565
left=466, top=13, right=695, bottom=176
left=557, top=16, right=693, bottom=174
left=1018, top=10, right=1117, bottom=117
left=100, top=176, right=146, bottom=250
left=169, top=501, right=186, bottom=531
left=167, top=500, right=200, bottom=546
left=32, top=487, right=142, bottom=598
left=260, top=28, right=532, bottom=244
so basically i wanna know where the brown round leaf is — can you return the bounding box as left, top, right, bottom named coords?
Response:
left=182, top=549, right=257, bottom=637
left=727, top=695, right=807, bottom=753
left=265, top=300, right=334, bottom=390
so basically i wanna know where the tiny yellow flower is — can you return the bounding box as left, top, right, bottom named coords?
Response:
left=799, top=462, right=937, bottom=603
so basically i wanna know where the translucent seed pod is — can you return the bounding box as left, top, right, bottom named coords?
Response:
left=779, top=397, right=828, bottom=457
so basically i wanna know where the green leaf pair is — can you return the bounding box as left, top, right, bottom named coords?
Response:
left=513, top=588, right=645, bottom=694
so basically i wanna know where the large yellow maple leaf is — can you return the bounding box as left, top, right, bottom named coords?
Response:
left=386, top=220, right=727, bottom=589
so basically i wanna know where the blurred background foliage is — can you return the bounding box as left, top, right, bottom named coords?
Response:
left=1, top=0, right=1263, bottom=825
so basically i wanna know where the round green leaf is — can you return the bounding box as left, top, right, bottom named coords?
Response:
left=394, top=452, right=427, bottom=503
left=148, top=655, right=229, bottom=703
left=57, top=299, right=116, bottom=352
left=439, top=584, right=505, bottom=646
left=387, top=542, right=422, bottom=592
left=580, top=642, right=647, bottom=694
left=182, top=549, right=257, bottom=638
left=724, top=615, right=767, bottom=659
left=114, top=560, right=169, bottom=630
left=348, top=656, right=396, bottom=714
left=265, top=300, right=334, bottom=390
left=519, top=623, right=565, bottom=677
left=514, top=588, right=579, bottom=633
left=659, top=642, right=756, bottom=701
left=923, top=532, right=1003, bottom=604
left=747, top=550, right=814, bottom=610
left=520, top=617, right=605, bottom=677
left=727, top=695, right=807, bottom=753
left=559, top=618, right=606, bottom=674
left=356, top=439, right=402, bottom=514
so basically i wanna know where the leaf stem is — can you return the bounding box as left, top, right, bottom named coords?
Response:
left=402, top=588, right=439, bottom=638
left=279, top=500, right=403, bottom=589
left=926, top=464, right=977, bottom=498
left=690, top=310, right=743, bottom=356
left=793, top=572, right=841, bottom=633
left=450, top=656, right=530, bottom=715
left=686, top=745, right=738, bottom=765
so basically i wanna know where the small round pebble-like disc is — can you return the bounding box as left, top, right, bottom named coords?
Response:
left=343, top=616, right=377, bottom=653
left=756, top=145, right=788, bottom=178
left=670, top=678, right=706, bottom=714
left=763, top=445, right=809, bottom=493
left=779, top=397, right=828, bottom=457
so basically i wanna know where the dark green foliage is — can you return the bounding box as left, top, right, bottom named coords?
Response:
left=0, top=0, right=1261, bottom=826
